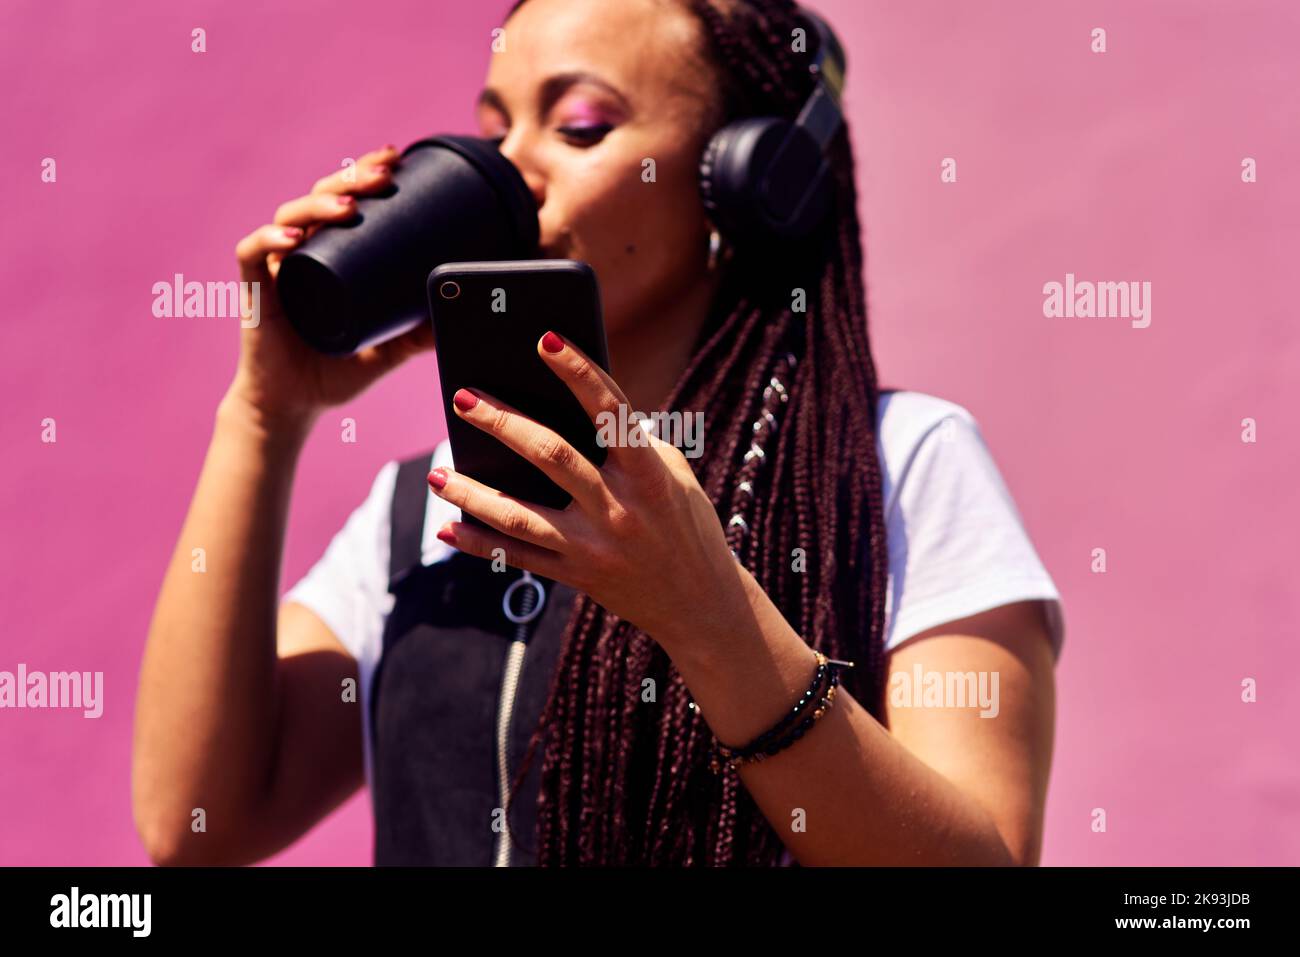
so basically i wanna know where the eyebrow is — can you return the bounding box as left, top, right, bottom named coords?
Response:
left=476, top=70, right=631, bottom=122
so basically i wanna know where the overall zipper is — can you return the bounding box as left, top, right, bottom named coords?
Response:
left=493, top=569, right=546, bottom=867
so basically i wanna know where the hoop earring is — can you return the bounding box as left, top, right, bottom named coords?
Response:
left=706, top=227, right=724, bottom=271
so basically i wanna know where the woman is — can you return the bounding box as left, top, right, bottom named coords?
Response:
left=134, top=0, right=1063, bottom=866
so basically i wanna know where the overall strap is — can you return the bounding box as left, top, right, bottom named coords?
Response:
left=388, top=449, right=439, bottom=592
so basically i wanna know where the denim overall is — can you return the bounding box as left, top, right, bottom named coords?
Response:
left=370, top=450, right=580, bottom=866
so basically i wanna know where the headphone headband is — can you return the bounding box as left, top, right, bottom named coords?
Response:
left=698, top=5, right=850, bottom=249
left=793, top=8, right=846, bottom=150
left=798, top=8, right=846, bottom=101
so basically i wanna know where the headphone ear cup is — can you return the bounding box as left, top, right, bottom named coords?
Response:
left=700, top=118, right=786, bottom=243
left=699, top=117, right=834, bottom=247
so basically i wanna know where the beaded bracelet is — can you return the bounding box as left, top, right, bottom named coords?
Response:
left=720, top=651, right=829, bottom=761
left=706, top=653, right=854, bottom=775
left=708, top=670, right=841, bottom=774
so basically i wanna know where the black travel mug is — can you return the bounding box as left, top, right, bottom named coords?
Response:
left=277, top=135, right=539, bottom=355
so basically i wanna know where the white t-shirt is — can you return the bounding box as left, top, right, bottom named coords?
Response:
left=285, top=389, right=1065, bottom=799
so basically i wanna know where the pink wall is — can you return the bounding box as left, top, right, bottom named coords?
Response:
left=2, top=0, right=1296, bottom=866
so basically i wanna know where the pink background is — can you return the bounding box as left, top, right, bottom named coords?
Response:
left=2, top=0, right=1296, bottom=866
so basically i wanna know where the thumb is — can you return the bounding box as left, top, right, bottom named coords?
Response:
left=355, top=321, right=436, bottom=376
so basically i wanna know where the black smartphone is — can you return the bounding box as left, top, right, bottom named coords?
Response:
left=427, top=259, right=611, bottom=525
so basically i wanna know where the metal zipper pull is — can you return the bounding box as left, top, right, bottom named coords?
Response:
left=501, top=569, right=547, bottom=624
left=494, top=569, right=547, bottom=867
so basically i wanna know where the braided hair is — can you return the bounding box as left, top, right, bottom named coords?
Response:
left=502, top=0, right=889, bottom=865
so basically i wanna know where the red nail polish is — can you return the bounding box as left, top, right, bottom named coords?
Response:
left=428, top=468, right=448, bottom=490
left=436, top=526, right=457, bottom=546
left=453, top=388, right=479, bottom=412
left=336, top=194, right=355, bottom=206
left=541, top=331, right=564, bottom=354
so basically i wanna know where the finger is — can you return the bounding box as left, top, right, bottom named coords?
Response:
left=350, top=321, right=437, bottom=377
left=449, top=387, right=606, bottom=509
left=310, top=150, right=399, bottom=196
left=235, top=224, right=304, bottom=284
left=536, top=331, right=635, bottom=454
left=355, top=145, right=402, bottom=167
left=260, top=193, right=356, bottom=281
left=272, top=192, right=361, bottom=228
left=428, top=466, right=572, bottom=552
left=434, top=520, right=568, bottom=582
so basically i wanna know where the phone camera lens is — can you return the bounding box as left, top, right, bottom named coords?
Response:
left=439, top=281, right=461, bottom=300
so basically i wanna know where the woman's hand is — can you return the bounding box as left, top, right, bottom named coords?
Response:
left=426, top=331, right=750, bottom=644
left=227, top=144, right=436, bottom=431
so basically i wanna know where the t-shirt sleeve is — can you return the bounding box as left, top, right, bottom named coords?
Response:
left=282, top=459, right=398, bottom=663
left=882, top=410, right=1065, bottom=660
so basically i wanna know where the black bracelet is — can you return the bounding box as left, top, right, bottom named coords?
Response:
left=757, top=668, right=842, bottom=756
left=709, top=668, right=843, bottom=774
left=707, top=653, right=854, bottom=775
left=728, top=651, right=829, bottom=759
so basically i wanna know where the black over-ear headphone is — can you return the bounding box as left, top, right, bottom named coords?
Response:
left=698, top=5, right=846, bottom=249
